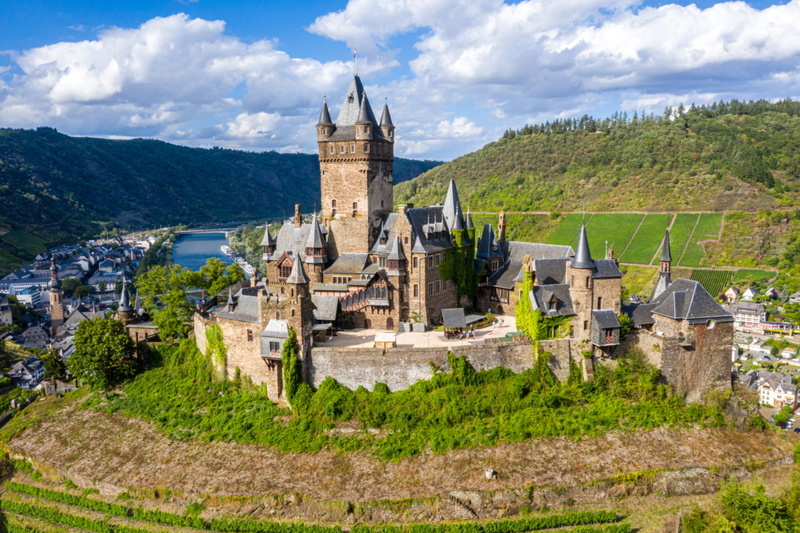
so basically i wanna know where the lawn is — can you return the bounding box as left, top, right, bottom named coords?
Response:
left=1, top=229, right=48, bottom=259
left=619, top=214, right=673, bottom=264
left=546, top=213, right=588, bottom=247
left=679, top=213, right=723, bottom=267
left=471, top=213, right=559, bottom=244
left=585, top=214, right=643, bottom=259
left=733, top=269, right=777, bottom=285
left=653, top=213, right=698, bottom=265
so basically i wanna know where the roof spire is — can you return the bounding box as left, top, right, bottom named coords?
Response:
left=443, top=179, right=464, bottom=231
left=570, top=223, right=594, bottom=270
left=260, top=223, right=275, bottom=247
left=356, top=91, right=375, bottom=124
left=380, top=98, right=394, bottom=128
left=660, top=229, right=672, bottom=263
left=118, top=278, right=133, bottom=312
left=287, top=257, right=310, bottom=284
left=317, top=96, right=332, bottom=126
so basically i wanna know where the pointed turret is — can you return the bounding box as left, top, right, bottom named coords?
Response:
left=356, top=93, right=376, bottom=140
left=261, top=224, right=276, bottom=260
left=660, top=229, right=672, bottom=263
left=118, top=281, right=132, bottom=313
left=304, top=214, right=327, bottom=265
left=48, top=257, right=61, bottom=289
left=317, top=97, right=334, bottom=142
left=318, top=98, right=332, bottom=126
left=226, top=292, right=235, bottom=312
left=387, top=235, right=406, bottom=261
left=286, top=258, right=310, bottom=284
left=570, top=224, right=594, bottom=270
left=443, top=179, right=465, bottom=232
left=465, top=209, right=475, bottom=230
left=380, top=100, right=395, bottom=142
left=134, top=290, right=143, bottom=315
left=651, top=228, right=673, bottom=301
left=336, top=75, right=366, bottom=126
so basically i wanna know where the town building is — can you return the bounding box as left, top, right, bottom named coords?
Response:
left=8, top=357, right=45, bottom=390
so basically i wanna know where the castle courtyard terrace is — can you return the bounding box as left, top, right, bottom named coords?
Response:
left=316, top=316, right=518, bottom=349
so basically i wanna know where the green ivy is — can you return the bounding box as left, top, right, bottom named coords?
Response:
left=282, top=327, right=303, bottom=404
left=439, top=227, right=481, bottom=306
left=205, top=325, right=227, bottom=374
left=515, top=269, right=572, bottom=340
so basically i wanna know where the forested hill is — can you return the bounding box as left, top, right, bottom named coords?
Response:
left=396, top=99, right=800, bottom=213
left=0, top=127, right=440, bottom=267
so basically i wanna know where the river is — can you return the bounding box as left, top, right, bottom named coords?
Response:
left=172, top=232, right=234, bottom=271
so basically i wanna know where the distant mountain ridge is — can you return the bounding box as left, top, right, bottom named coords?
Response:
left=396, top=99, right=800, bottom=215
left=0, top=127, right=441, bottom=268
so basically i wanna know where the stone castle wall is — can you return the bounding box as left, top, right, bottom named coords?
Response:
left=307, top=340, right=534, bottom=392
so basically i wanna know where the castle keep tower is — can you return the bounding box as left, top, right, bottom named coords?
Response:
left=317, top=76, right=394, bottom=260
left=568, top=224, right=595, bottom=341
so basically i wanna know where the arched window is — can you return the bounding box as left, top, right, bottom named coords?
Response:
left=346, top=295, right=352, bottom=308
left=291, top=309, right=296, bottom=317
left=382, top=287, right=388, bottom=299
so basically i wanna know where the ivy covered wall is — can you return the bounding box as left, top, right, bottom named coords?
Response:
left=439, top=226, right=481, bottom=306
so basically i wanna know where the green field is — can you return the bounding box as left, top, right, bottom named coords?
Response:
left=546, top=213, right=588, bottom=247
left=689, top=269, right=734, bottom=299
left=680, top=213, right=723, bottom=267
left=1, top=229, right=48, bottom=259
left=585, top=214, right=643, bottom=259
left=619, top=214, right=673, bottom=264
left=733, top=269, right=777, bottom=285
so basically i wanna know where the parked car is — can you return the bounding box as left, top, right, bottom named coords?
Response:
left=794, top=428, right=800, bottom=433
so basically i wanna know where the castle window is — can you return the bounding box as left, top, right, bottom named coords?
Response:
left=586, top=276, right=590, bottom=288
left=348, top=94, right=354, bottom=103
left=569, top=326, right=574, bottom=338
left=247, top=330, right=253, bottom=342
left=414, top=284, right=418, bottom=297
left=428, top=283, right=433, bottom=296
left=435, top=281, right=440, bottom=294
left=276, top=311, right=281, bottom=320
left=350, top=144, right=355, bottom=153
left=381, top=201, right=384, bottom=208
left=597, top=296, right=602, bottom=309
left=364, top=143, right=369, bottom=152
left=428, top=256, right=434, bottom=269
left=435, top=254, right=440, bottom=267
left=281, top=286, right=285, bottom=294
left=340, top=145, right=345, bottom=154
left=292, top=309, right=296, bottom=317
left=269, top=341, right=280, bottom=352
left=405, top=236, right=409, bottom=245
left=583, top=320, right=588, bottom=330
left=413, top=257, right=418, bottom=268
left=353, top=202, right=357, bottom=210
left=332, top=199, right=336, bottom=208
left=329, top=145, right=334, bottom=154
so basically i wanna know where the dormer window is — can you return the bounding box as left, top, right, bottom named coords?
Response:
left=348, top=94, right=354, bottom=103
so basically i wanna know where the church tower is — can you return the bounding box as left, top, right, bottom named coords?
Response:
left=48, top=257, right=64, bottom=337
left=650, top=229, right=673, bottom=301
left=317, top=76, right=394, bottom=260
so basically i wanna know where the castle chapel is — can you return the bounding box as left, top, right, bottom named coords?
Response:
left=194, top=75, right=734, bottom=403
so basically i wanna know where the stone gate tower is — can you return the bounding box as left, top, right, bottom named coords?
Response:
left=317, top=75, right=394, bottom=260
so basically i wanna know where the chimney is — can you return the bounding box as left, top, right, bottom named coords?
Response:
left=294, top=204, right=302, bottom=229
left=398, top=204, right=408, bottom=218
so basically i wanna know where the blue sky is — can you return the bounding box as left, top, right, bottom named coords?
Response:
left=1, top=0, right=799, bottom=160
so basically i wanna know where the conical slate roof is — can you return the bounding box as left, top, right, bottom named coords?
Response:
left=286, top=258, right=310, bottom=284
left=318, top=99, right=332, bottom=126
left=660, top=229, right=672, bottom=262
left=570, top=224, right=594, bottom=269
left=134, top=290, right=142, bottom=313
left=305, top=215, right=325, bottom=248
left=336, top=75, right=365, bottom=126
left=118, top=282, right=132, bottom=312
left=260, top=224, right=275, bottom=247
left=380, top=102, right=393, bottom=127
left=387, top=235, right=405, bottom=261
left=442, top=179, right=464, bottom=231
left=465, top=210, right=475, bottom=229
left=356, top=93, right=377, bottom=124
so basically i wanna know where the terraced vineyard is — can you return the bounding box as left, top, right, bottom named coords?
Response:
left=619, top=214, right=672, bottom=264
left=547, top=213, right=588, bottom=247
left=680, top=213, right=724, bottom=267
left=584, top=214, right=643, bottom=259
left=689, top=270, right=734, bottom=299
left=0, top=479, right=631, bottom=533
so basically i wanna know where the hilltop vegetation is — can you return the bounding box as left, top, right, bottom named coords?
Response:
left=396, top=99, right=800, bottom=213
left=0, top=127, right=440, bottom=268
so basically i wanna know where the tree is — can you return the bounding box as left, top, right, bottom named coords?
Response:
left=97, top=281, right=106, bottom=293
left=42, top=349, right=67, bottom=379
left=198, top=258, right=245, bottom=296
left=771, top=346, right=780, bottom=357
left=60, top=278, right=82, bottom=297
left=74, top=285, right=95, bottom=298
left=69, top=318, right=137, bottom=389
left=618, top=313, right=632, bottom=342
left=0, top=338, right=5, bottom=354
left=137, top=264, right=196, bottom=342
left=114, top=281, right=123, bottom=295
left=782, top=283, right=789, bottom=303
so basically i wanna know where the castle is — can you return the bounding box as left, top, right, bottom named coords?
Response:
left=193, top=75, right=733, bottom=404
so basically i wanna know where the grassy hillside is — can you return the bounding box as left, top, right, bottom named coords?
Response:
left=396, top=99, right=800, bottom=213
left=0, top=127, right=440, bottom=268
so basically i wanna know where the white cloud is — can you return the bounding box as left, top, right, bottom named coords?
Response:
left=436, top=117, right=483, bottom=138
left=3, top=3, right=800, bottom=161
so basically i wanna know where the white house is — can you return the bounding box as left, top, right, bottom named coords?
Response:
left=734, top=302, right=767, bottom=329
left=743, top=287, right=760, bottom=301
left=759, top=378, right=798, bottom=410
